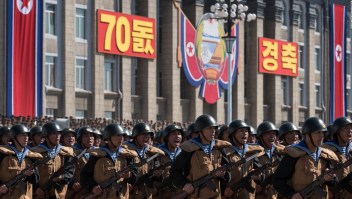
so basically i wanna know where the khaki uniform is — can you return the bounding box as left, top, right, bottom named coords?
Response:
left=224, top=144, right=264, bottom=199
left=321, top=143, right=352, bottom=199
left=288, top=146, right=338, bottom=198
left=31, top=145, right=75, bottom=199
left=123, top=142, right=165, bottom=199
left=255, top=144, right=285, bottom=199
left=0, top=145, right=42, bottom=199
left=171, top=139, right=231, bottom=199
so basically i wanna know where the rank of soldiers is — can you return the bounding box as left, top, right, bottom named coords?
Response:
left=0, top=115, right=351, bottom=199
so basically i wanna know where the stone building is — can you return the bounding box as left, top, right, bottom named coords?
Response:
left=0, top=0, right=351, bottom=127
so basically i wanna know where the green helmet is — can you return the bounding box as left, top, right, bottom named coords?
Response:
left=42, top=122, right=62, bottom=136
left=331, top=117, right=352, bottom=137
left=163, top=124, right=184, bottom=143
left=256, top=121, right=279, bottom=138
left=10, top=124, right=30, bottom=139
left=248, top=125, right=257, bottom=135
left=77, top=127, right=94, bottom=140
left=194, top=114, right=218, bottom=132
left=301, top=117, right=327, bottom=135
left=132, top=123, right=153, bottom=138
left=279, top=122, right=300, bottom=138
left=104, top=124, right=125, bottom=139
left=228, top=120, right=250, bottom=139
left=30, top=126, right=43, bottom=138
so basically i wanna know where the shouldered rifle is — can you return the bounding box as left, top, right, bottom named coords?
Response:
left=0, top=155, right=51, bottom=195
left=229, top=158, right=280, bottom=193
left=41, top=149, right=87, bottom=192
left=135, top=161, right=173, bottom=189
left=85, top=153, right=159, bottom=199
left=171, top=153, right=259, bottom=199
left=299, top=157, right=352, bottom=198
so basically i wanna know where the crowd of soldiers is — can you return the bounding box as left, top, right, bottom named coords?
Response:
left=0, top=114, right=351, bottom=199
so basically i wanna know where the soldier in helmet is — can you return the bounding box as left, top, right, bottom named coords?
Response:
left=278, top=122, right=301, bottom=146
left=185, top=123, right=198, bottom=140
left=124, top=123, right=164, bottom=199
left=0, top=124, right=42, bottom=198
left=60, top=128, right=76, bottom=147
left=66, top=127, right=95, bottom=198
left=28, top=126, right=44, bottom=148
left=247, top=125, right=257, bottom=144
left=223, top=120, right=264, bottom=198
left=170, top=114, right=231, bottom=199
left=31, top=122, right=75, bottom=199
left=157, top=124, right=184, bottom=198
left=93, top=129, right=103, bottom=147
left=217, top=124, right=229, bottom=142
left=321, top=117, right=352, bottom=198
left=273, top=117, right=338, bottom=199
left=81, top=123, right=138, bottom=199
left=255, top=121, right=285, bottom=199
left=123, top=128, right=133, bottom=143
left=0, top=126, right=10, bottom=145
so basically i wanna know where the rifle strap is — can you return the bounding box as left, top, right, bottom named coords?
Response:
left=244, top=181, right=255, bottom=193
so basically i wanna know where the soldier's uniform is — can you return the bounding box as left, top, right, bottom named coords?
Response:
left=322, top=117, right=352, bottom=199
left=0, top=125, right=42, bottom=199
left=171, top=115, right=231, bottom=199
left=223, top=120, right=264, bottom=199
left=273, top=117, right=339, bottom=199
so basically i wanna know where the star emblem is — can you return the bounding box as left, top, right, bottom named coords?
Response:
left=335, top=44, right=342, bottom=62
left=186, top=42, right=195, bottom=57
left=16, top=0, right=33, bottom=15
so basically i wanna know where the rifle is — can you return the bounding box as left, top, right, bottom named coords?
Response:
left=228, top=159, right=280, bottom=194
left=0, top=155, right=51, bottom=196
left=171, top=153, right=259, bottom=199
left=85, top=153, right=160, bottom=199
left=135, top=161, right=173, bottom=189
left=329, top=172, right=352, bottom=195
left=41, top=149, right=87, bottom=194
left=299, top=157, right=352, bottom=198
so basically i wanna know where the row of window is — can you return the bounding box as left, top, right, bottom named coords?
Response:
left=45, top=3, right=86, bottom=39
left=46, top=108, right=114, bottom=119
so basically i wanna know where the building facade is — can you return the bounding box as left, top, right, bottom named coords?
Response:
left=0, top=0, right=351, bottom=127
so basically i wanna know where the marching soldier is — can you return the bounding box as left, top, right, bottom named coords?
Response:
left=255, top=121, right=285, bottom=199
left=67, top=127, right=95, bottom=198
left=28, top=126, right=43, bottom=148
left=272, top=117, right=338, bottom=199
left=80, top=124, right=138, bottom=199
left=0, top=124, right=41, bottom=199
left=60, top=128, right=76, bottom=147
left=248, top=125, right=258, bottom=144
left=157, top=124, right=184, bottom=198
left=93, top=129, right=103, bottom=147
left=31, top=122, right=75, bottom=199
left=0, top=126, right=10, bottom=145
left=170, top=114, right=231, bottom=199
left=124, top=123, right=164, bottom=199
left=278, top=122, right=301, bottom=146
left=322, top=117, right=352, bottom=198
left=217, top=125, right=229, bottom=142
left=223, top=120, right=264, bottom=199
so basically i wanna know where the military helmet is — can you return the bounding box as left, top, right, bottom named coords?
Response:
left=42, top=122, right=62, bottom=136
left=279, top=122, right=300, bottom=138
left=93, top=129, right=103, bottom=138
left=256, top=121, right=279, bottom=137
left=163, top=124, right=184, bottom=143
left=61, top=128, right=76, bottom=138
left=0, top=126, right=10, bottom=136
left=194, top=114, right=218, bottom=132
left=217, top=125, right=229, bottom=140
left=185, top=123, right=195, bottom=138
left=249, top=125, right=257, bottom=135
left=30, top=126, right=43, bottom=137
left=77, top=126, right=94, bottom=140
left=132, top=123, right=153, bottom=138
left=10, top=124, right=30, bottom=139
left=124, top=129, right=133, bottom=137
left=301, top=117, right=327, bottom=135
left=104, top=123, right=125, bottom=139
left=331, top=117, right=352, bottom=137
left=228, top=120, right=250, bottom=138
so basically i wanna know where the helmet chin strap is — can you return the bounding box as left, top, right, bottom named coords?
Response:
left=108, top=138, right=119, bottom=149
left=231, top=133, right=243, bottom=148
left=14, top=137, right=25, bottom=149
left=46, top=134, right=56, bottom=148
left=259, top=137, right=271, bottom=149
left=308, top=133, right=317, bottom=148
left=200, top=131, right=212, bottom=143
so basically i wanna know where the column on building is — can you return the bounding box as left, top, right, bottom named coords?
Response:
left=160, top=0, right=181, bottom=122
left=246, top=0, right=266, bottom=127
left=0, top=1, right=6, bottom=114
left=136, top=0, right=157, bottom=121
left=179, top=0, right=204, bottom=122
left=62, top=0, right=76, bottom=117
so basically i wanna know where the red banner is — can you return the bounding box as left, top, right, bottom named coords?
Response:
left=258, top=37, right=298, bottom=77
left=97, top=10, right=156, bottom=59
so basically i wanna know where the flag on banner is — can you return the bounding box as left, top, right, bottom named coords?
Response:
left=330, top=3, right=347, bottom=122
left=7, top=0, right=43, bottom=117
left=177, top=4, right=239, bottom=104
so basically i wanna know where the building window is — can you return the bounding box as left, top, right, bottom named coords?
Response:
left=281, top=8, right=287, bottom=26
left=347, top=52, right=351, bottom=75
left=131, top=58, right=138, bottom=95
left=75, top=110, right=85, bottom=119
left=75, top=7, right=86, bottom=39
left=314, top=14, right=320, bottom=32
left=298, top=11, right=304, bottom=30
left=315, top=48, right=321, bottom=71
left=298, top=45, right=304, bottom=69
left=281, top=78, right=289, bottom=105
left=315, top=84, right=321, bottom=107
left=299, top=82, right=304, bottom=106
left=104, top=111, right=113, bottom=119
left=45, top=3, right=56, bottom=35
left=46, top=108, right=55, bottom=117
left=75, top=58, right=86, bottom=89
left=45, top=55, right=56, bottom=87
left=104, top=61, right=114, bottom=91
